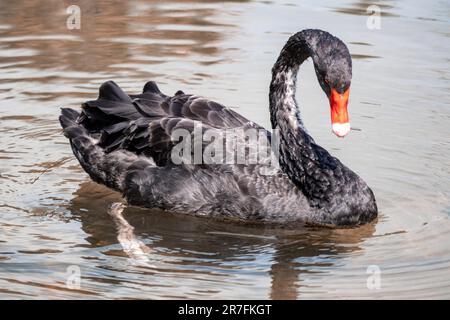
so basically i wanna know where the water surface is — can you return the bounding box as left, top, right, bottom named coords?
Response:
left=0, top=0, right=449, bottom=299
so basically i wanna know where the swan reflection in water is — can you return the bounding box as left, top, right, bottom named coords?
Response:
left=66, top=182, right=376, bottom=299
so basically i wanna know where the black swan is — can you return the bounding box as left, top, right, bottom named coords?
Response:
left=59, top=29, right=377, bottom=227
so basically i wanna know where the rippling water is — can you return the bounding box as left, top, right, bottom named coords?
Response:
left=0, top=0, right=449, bottom=299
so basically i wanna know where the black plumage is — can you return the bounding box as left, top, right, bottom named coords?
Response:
left=59, top=29, right=377, bottom=227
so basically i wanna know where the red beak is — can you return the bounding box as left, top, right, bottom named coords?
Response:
left=330, top=88, right=350, bottom=137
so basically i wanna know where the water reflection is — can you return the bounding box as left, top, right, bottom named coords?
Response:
left=0, top=0, right=449, bottom=299
left=66, top=182, right=375, bottom=299
left=0, top=0, right=239, bottom=74
left=333, top=0, right=399, bottom=17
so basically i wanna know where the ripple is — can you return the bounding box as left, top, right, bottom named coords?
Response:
left=0, top=0, right=449, bottom=300
left=18, top=249, right=63, bottom=254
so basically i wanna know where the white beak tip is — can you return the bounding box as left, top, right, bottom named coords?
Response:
left=332, top=122, right=351, bottom=138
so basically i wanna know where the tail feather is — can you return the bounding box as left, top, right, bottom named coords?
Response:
left=59, top=107, right=136, bottom=191
left=98, top=80, right=133, bottom=103
left=59, top=107, right=80, bottom=129
left=143, top=81, right=162, bottom=94
left=80, top=80, right=166, bottom=134
left=59, top=81, right=160, bottom=192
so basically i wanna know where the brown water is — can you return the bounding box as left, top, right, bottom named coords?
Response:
left=0, top=0, right=449, bottom=299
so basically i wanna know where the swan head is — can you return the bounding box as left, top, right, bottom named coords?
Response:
left=310, top=33, right=352, bottom=138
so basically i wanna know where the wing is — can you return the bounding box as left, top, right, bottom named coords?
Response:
left=78, top=81, right=268, bottom=166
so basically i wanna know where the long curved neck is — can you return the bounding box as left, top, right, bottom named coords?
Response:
left=269, top=34, right=310, bottom=134
left=268, top=30, right=377, bottom=226
left=269, top=32, right=342, bottom=207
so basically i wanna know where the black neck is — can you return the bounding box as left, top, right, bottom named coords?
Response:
left=269, top=32, right=335, bottom=204
left=268, top=30, right=377, bottom=225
